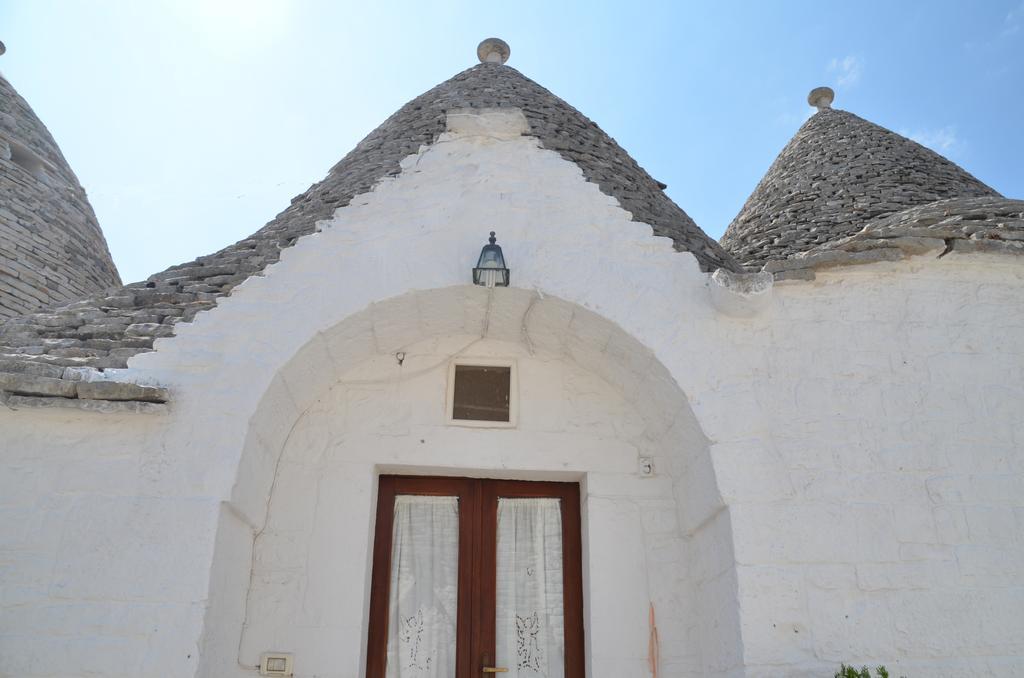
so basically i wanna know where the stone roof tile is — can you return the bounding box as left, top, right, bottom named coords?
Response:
left=720, top=107, right=1000, bottom=269
left=0, top=61, right=736, bottom=403
left=764, top=197, right=1024, bottom=280
left=0, top=73, right=122, bottom=319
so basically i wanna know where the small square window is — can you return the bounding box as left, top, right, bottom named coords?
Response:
left=453, top=365, right=510, bottom=421
left=447, top=360, right=517, bottom=427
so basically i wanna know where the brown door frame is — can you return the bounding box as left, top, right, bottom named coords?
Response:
left=366, top=475, right=585, bottom=678
left=366, top=476, right=478, bottom=678
left=478, top=479, right=585, bottom=678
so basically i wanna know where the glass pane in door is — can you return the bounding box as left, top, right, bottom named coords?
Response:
left=386, top=495, right=460, bottom=678
left=495, top=498, right=565, bottom=678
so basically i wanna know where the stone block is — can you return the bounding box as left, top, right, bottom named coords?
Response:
left=3, top=394, right=167, bottom=414
left=855, top=560, right=957, bottom=591
left=893, top=503, right=938, bottom=544
left=0, top=359, right=64, bottom=379
left=76, top=381, right=169, bottom=403
left=955, top=544, right=1024, bottom=580
left=962, top=505, right=1018, bottom=544
left=50, top=496, right=217, bottom=601
left=124, top=322, right=175, bottom=338
left=0, top=371, right=76, bottom=397
left=807, top=588, right=895, bottom=661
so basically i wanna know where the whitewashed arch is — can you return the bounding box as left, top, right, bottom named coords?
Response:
left=118, top=113, right=750, bottom=676
left=187, top=286, right=739, bottom=678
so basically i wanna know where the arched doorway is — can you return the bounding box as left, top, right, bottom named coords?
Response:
left=197, top=287, right=737, bottom=678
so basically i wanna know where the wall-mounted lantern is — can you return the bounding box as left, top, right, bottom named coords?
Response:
left=473, top=231, right=510, bottom=288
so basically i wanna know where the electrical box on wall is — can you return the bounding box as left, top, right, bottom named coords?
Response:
left=259, top=653, right=294, bottom=676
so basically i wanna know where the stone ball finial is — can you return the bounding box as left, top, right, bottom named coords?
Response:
left=477, top=38, right=510, bottom=64
left=808, top=86, right=835, bottom=111
left=0, top=41, right=6, bottom=57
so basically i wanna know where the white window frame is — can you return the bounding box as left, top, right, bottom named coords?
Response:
left=446, top=358, right=518, bottom=428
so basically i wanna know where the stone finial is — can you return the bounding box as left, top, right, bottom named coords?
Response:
left=477, top=38, right=510, bottom=64
left=0, top=41, right=6, bottom=57
left=808, top=86, right=835, bottom=111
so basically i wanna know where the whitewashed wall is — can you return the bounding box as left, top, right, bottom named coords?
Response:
left=724, top=256, right=1024, bottom=678
left=0, top=408, right=211, bottom=676
left=224, top=335, right=700, bottom=678
left=0, top=105, right=1022, bottom=678
left=192, top=284, right=733, bottom=678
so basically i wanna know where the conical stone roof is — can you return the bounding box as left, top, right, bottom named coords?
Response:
left=215, top=61, right=737, bottom=274
left=0, top=72, right=122, bottom=319
left=720, top=103, right=1000, bottom=269
left=0, top=56, right=736, bottom=399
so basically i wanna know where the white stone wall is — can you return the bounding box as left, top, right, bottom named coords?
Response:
left=189, top=283, right=737, bottom=678
left=223, top=335, right=697, bottom=678
left=720, top=256, right=1024, bottom=678
left=0, top=408, right=210, bottom=676
left=0, top=105, right=1021, bottom=678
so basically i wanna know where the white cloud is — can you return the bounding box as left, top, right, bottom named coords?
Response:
left=900, top=126, right=963, bottom=157
left=776, top=107, right=815, bottom=127
left=1003, top=0, right=1024, bottom=36
left=828, top=55, right=864, bottom=88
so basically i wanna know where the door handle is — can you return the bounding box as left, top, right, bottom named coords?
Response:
left=482, top=668, right=509, bottom=673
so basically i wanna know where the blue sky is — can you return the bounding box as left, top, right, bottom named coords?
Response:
left=2, top=0, right=1022, bottom=283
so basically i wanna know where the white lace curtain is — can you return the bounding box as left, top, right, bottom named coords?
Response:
left=496, top=498, right=565, bottom=678
left=384, top=495, right=565, bottom=678
left=386, top=495, right=460, bottom=678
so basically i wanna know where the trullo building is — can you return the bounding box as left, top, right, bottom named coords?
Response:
left=1, top=39, right=1023, bottom=678
left=0, top=47, right=121, bottom=320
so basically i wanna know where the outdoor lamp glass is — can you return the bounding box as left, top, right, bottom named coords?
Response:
left=473, top=231, right=510, bottom=287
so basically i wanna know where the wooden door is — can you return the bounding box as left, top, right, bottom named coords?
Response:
left=367, top=476, right=585, bottom=678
